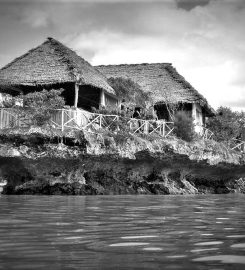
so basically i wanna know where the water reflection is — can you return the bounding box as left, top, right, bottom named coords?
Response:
left=0, top=194, right=244, bottom=269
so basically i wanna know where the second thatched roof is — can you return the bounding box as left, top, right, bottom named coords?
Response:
left=0, top=37, right=115, bottom=96
left=97, top=63, right=215, bottom=115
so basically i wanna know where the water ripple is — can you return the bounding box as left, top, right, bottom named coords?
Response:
left=193, top=255, right=245, bottom=264
left=109, top=242, right=149, bottom=247
left=0, top=194, right=245, bottom=269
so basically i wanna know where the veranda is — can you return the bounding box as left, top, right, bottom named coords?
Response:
left=0, top=108, right=175, bottom=137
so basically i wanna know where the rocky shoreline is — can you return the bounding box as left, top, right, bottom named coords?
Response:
left=1, top=151, right=245, bottom=195
left=0, top=130, right=245, bottom=195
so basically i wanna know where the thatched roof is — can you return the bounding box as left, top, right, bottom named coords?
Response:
left=96, top=63, right=215, bottom=115
left=0, top=37, right=115, bottom=96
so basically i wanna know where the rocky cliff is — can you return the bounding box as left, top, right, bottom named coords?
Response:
left=0, top=129, right=245, bottom=195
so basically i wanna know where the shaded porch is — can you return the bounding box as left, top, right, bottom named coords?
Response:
left=154, top=102, right=207, bottom=135
left=1, top=82, right=118, bottom=112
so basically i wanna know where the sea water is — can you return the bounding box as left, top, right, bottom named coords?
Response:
left=0, top=194, right=244, bottom=269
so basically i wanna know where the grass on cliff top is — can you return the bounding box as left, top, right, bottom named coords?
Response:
left=0, top=126, right=86, bottom=147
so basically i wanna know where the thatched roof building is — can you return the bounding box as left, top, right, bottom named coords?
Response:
left=0, top=37, right=114, bottom=94
left=0, top=38, right=117, bottom=110
left=96, top=63, right=214, bottom=116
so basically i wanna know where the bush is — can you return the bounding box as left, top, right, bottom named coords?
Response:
left=1, top=96, right=16, bottom=108
left=113, top=130, right=134, bottom=145
left=108, top=77, right=152, bottom=108
left=17, top=89, right=65, bottom=126
left=173, top=111, right=194, bottom=142
left=91, top=106, right=120, bottom=116
left=206, top=106, right=245, bottom=143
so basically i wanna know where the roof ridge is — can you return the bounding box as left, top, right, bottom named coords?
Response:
left=0, top=37, right=66, bottom=71
left=1, top=37, right=79, bottom=72
left=96, top=63, right=172, bottom=67
left=44, top=37, right=81, bottom=79
left=165, top=65, right=208, bottom=102
left=0, top=42, right=45, bottom=71
left=46, top=37, right=109, bottom=82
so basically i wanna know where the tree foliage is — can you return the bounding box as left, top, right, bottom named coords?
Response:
left=206, top=106, right=245, bottom=143
left=0, top=93, right=19, bottom=108
left=18, top=89, right=65, bottom=126
left=173, top=111, right=195, bottom=142
left=108, top=77, right=152, bottom=108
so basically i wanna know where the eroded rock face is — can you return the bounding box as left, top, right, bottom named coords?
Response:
left=1, top=131, right=245, bottom=195
left=84, top=132, right=242, bottom=165
left=1, top=150, right=245, bottom=195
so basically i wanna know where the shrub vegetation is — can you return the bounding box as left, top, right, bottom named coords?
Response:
left=17, top=89, right=65, bottom=126
left=206, top=106, right=245, bottom=143
left=173, top=111, right=194, bottom=142
left=108, top=77, right=152, bottom=109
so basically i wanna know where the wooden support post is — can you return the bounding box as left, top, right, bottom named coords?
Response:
left=0, top=109, right=2, bottom=129
left=192, top=103, right=197, bottom=121
left=100, top=89, right=105, bottom=108
left=19, top=91, right=25, bottom=108
left=117, top=99, right=119, bottom=110
left=74, top=83, right=79, bottom=108
left=192, top=103, right=197, bottom=133
left=61, top=109, right=64, bottom=132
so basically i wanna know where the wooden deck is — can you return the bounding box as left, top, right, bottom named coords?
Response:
left=0, top=108, right=174, bottom=138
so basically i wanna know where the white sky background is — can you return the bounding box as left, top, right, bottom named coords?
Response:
left=0, top=0, right=244, bottom=111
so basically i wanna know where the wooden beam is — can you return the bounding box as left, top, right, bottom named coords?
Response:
left=20, top=91, right=25, bottom=107
left=74, top=83, right=79, bottom=108
left=100, top=89, right=105, bottom=108
left=0, top=109, right=2, bottom=129
left=162, top=120, right=165, bottom=137
left=192, top=103, right=197, bottom=120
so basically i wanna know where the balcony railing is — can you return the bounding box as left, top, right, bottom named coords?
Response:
left=202, top=126, right=214, bottom=140
left=0, top=108, right=174, bottom=138
left=194, top=123, right=214, bottom=140
left=229, top=138, right=245, bottom=152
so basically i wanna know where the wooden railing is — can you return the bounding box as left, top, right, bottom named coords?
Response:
left=194, top=123, right=214, bottom=140
left=0, top=108, right=174, bottom=138
left=202, top=126, right=214, bottom=140
left=127, top=118, right=174, bottom=137
left=229, top=138, right=245, bottom=152
left=0, top=108, right=32, bottom=129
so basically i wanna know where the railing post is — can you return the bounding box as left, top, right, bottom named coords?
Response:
left=144, top=120, right=149, bottom=134
left=128, top=119, right=132, bottom=132
left=99, top=115, right=102, bottom=128
left=162, top=120, right=165, bottom=137
left=61, top=109, right=64, bottom=132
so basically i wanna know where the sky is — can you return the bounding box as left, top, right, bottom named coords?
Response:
left=0, top=0, right=244, bottom=111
